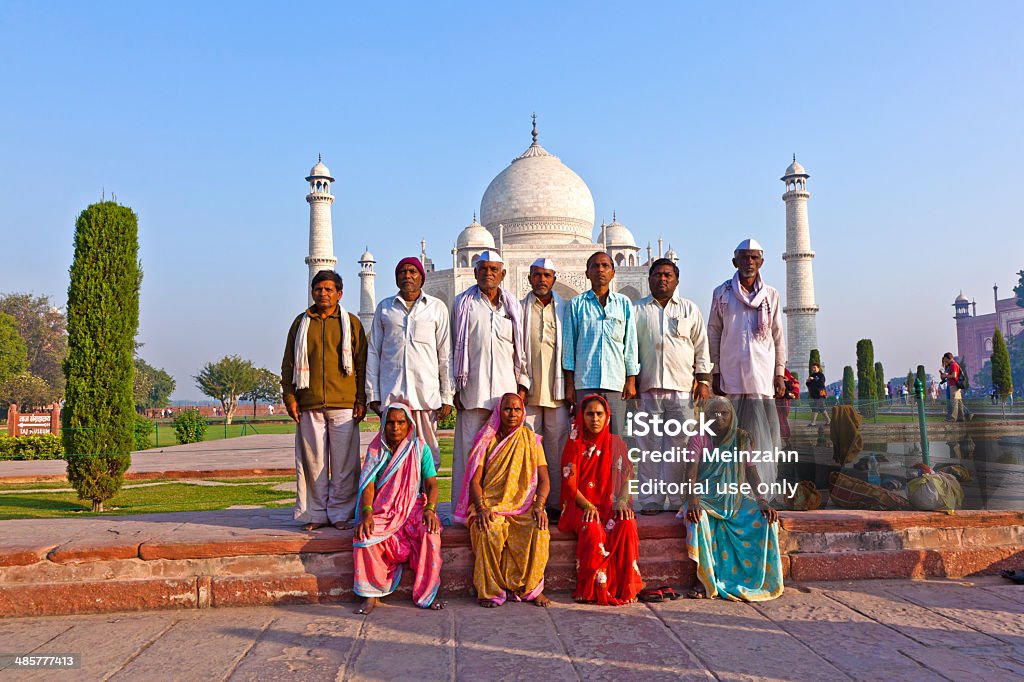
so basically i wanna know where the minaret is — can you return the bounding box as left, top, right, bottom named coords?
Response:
left=781, top=155, right=820, bottom=372
left=358, top=247, right=376, bottom=329
left=304, top=155, right=337, bottom=305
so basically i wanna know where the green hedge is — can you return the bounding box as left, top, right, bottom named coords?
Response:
left=0, top=433, right=65, bottom=460
left=133, top=413, right=155, bottom=451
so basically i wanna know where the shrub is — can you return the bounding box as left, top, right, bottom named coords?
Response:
left=173, top=409, right=208, bottom=444
left=856, top=339, right=876, bottom=417
left=133, top=413, right=155, bottom=451
left=0, top=433, right=64, bottom=460
left=438, top=408, right=457, bottom=430
left=64, top=201, right=139, bottom=511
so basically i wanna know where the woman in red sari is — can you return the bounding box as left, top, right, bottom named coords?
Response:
left=558, top=394, right=644, bottom=605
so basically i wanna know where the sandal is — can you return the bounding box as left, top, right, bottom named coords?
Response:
left=684, top=586, right=706, bottom=599
left=1000, top=569, right=1024, bottom=585
left=657, top=586, right=681, bottom=600
left=638, top=588, right=666, bottom=603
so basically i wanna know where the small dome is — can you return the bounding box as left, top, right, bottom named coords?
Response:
left=306, top=156, right=334, bottom=181
left=955, top=291, right=969, bottom=304
left=783, top=156, right=807, bottom=177
left=456, top=216, right=496, bottom=249
left=359, top=247, right=375, bottom=262
left=597, top=214, right=638, bottom=248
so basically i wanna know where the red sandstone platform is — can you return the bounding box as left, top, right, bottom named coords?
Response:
left=1, top=508, right=1021, bottom=618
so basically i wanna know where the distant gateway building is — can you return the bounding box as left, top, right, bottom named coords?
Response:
left=303, top=117, right=821, bottom=372
left=953, top=286, right=1024, bottom=382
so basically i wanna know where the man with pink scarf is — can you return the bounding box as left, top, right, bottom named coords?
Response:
left=708, top=238, right=787, bottom=491
left=352, top=401, right=444, bottom=614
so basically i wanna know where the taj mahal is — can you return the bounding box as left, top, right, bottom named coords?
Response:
left=301, top=116, right=821, bottom=373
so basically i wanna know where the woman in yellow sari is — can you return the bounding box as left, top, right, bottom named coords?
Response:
left=455, top=393, right=551, bottom=607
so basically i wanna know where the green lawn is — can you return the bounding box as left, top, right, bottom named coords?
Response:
left=0, top=439, right=456, bottom=519
left=146, top=415, right=384, bottom=448
left=0, top=481, right=291, bottom=520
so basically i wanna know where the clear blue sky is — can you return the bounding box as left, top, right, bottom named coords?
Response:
left=2, top=2, right=1021, bottom=399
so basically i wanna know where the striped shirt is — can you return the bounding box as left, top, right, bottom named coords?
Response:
left=562, top=290, right=639, bottom=392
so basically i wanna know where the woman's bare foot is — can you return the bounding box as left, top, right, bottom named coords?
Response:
left=478, top=599, right=500, bottom=608
left=533, top=594, right=552, bottom=607
left=302, top=522, right=329, bottom=531
left=430, top=600, right=447, bottom=610
left=355, top=597, right=377, bottom=614
left=333, top=520, right=354, bottom=530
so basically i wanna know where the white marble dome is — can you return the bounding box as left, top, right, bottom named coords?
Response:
left=307, top=157, right=333, bottom=180
left=597, top=215, right=638, bottom=248
left=456, top=216, right=496, bottom=249
left=359, top=247, right=375, bottom=262
left=480, top=123, right=595, bottom=246
left=783, top=159, right=807, bottom=176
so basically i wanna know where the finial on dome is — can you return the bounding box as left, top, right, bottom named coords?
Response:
left=792, top=153, right=796, bottom=162
left=613, top=210, right=617, bottom=223
left=473, top=210, right=477, bottom=223
left=318, top=153, right=322, bottom=163
left=531, top=113, right=538, bottom=144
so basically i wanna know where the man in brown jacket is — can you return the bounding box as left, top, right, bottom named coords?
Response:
left=282, top=270, right=368, bottom=530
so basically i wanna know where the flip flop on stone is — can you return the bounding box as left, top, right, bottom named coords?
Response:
left=639, top=588, right=666, bottom=603
left=1000, top=569, right=1024, bottom=585
left=657, top=586, right=681, bottom=600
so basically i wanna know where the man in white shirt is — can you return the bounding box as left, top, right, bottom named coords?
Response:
left=633, top=258, right=712, bottom=513
left=366, top=256, right=453, bottom=467
left=451, top=251, right=528, bottom=507
left=521, top=258, right=570, bottom=518
left=708, top=238, right=786, bottom=491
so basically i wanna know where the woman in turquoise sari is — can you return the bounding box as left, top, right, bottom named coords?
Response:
left=681, top=396, right=783, bottom=601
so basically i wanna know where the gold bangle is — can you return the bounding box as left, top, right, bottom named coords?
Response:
left=361, top=505, right=373, bottom=514
left=424, top=502, right=436, bottom=512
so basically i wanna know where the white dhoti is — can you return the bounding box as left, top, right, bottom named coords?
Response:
left=728, top=394, right=781, bottom=496
left=410, top=409, right=441, bottom=467
left=524, top=404, right=570, bottom=510
left=294, top=408, right=362, bottom=524
left=636, top=389, right=694, bottom=510
left=452, top=407, right=491, bottom=511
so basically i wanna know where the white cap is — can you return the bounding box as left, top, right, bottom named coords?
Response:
left=734, top=238, right=764, bottom=254
left=475, top=250, right=504, bottom=265
left=530, top=257, right=557, bottom=272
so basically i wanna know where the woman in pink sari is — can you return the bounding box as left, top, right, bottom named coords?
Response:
left=353, top=401, right=444, bottom=614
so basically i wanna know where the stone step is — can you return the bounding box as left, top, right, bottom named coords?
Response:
left=0, top=509, right=1020, bottom=618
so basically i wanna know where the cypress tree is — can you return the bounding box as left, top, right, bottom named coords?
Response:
left=63, top=201, right=141, bottom=512
left=856, top=339, right=876, bottom=416
left=905, top=370, right=915, bottom=397
left=992, top=329, right=1013, bottom=400
left=874, top=362, right=886, bottom=401
left=808, top=348, right=821, bottom=372
left=842, top=366, right=855, bottom=405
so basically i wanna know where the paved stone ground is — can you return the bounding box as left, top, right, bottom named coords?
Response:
left=1, top=578, right=1023, bottom=681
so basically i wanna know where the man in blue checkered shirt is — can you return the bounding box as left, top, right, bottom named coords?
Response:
left=562, top=251, right=639, bottom=434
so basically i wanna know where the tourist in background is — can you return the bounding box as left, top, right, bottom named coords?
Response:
left=366, top=256, right=453, bottom=467
left=281, top=270, right=367, bottom=531
left=806, top=363, right=830, bottom=427
left=520, top=258, right=570, bottom=520
left=940, top=352, right=973, bottom=422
